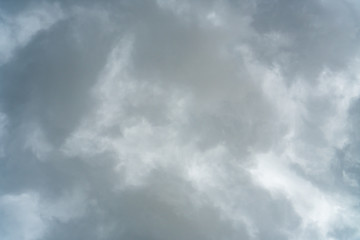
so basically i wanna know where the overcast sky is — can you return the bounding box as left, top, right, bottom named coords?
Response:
left=1, top=0, right=360, bottom=239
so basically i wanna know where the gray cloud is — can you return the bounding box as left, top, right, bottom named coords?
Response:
left=251, top=0, right=360, bottom=81
left=1, top=0, right=360, bottom=240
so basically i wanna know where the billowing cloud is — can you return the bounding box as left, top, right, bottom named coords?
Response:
left=1, top=0, right=360, bottom=239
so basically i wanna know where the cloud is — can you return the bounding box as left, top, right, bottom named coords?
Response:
left=0, top=2, right=63, bottom=65
left=0, top=190, right=87, bottom=240
left=1, top=0, right=360, bottom=239
left=251, top=0, right=360, bottom=81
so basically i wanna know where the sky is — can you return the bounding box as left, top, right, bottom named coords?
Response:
left=1, top=0, right=360, bottom=239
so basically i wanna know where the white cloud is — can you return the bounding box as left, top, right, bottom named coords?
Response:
left=0, top=193, right=44, bottom=240
left=0, top=2, right=64, bottom=65
left=249, top=57, right=360, bottom=239
left=0, top=190, right=87, bottom=240
left=24, top=123, right=53, bottom=161
left=250, top=151, right=360, bottom=239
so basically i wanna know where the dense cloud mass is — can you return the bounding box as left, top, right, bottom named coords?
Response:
left=1, top=0, right=360, bottom=239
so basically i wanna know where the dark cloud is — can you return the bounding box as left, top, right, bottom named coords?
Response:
left=251, top=0, right=360, bottom=81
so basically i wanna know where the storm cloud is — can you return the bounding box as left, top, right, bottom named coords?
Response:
left=1, top=0, right=360, bottom=239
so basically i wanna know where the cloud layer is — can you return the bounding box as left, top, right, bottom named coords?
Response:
left=1, top=0, right=360, bottom=239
